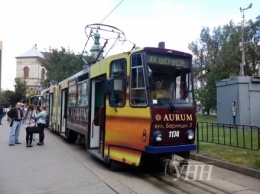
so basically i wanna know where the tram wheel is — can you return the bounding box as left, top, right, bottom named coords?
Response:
left=110, top=160, right=126, bottom=171
left=67, top=130, right=78, bottom=143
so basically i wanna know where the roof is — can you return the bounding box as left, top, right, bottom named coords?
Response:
left=16, top=46, right=44, bottom=58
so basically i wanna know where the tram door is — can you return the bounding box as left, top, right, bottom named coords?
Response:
left=60, top=89, right=67, bottom=133
left=49, top=93, right=53, bottom=129
left=90, top=79, right=105, bottom=154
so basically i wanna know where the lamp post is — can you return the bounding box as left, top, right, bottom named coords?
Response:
left=240, top=3, right=252, bottom=76
left=0, top=41, right=2, bottom=105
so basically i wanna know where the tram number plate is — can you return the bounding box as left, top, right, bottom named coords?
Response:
left=169, top=131, right=179, bottom=138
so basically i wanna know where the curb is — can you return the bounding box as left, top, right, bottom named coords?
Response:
left=190, top=153, right=260, bottom=179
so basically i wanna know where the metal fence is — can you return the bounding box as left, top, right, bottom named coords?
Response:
left=196, top=122, right=260, bottom=152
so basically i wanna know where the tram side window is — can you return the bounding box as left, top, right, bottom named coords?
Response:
left=186, top=73, right=193, bottom=104
left=109, top=58, right=126, bottom=107
left=68, top=83, right=77, bottom=106
left=42, top=92, right=49, bottom=107
left=77, top=81, right=88, bottom=106
left=175, top=70, right=191, bottom=101
left=130, top=54, right=147, bottom=106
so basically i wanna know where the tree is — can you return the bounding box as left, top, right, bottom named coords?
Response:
left=1, top=90, right=14, bottom=107
left=189, top=16, right=260, bottom=114
left=1, top=78, right=28, bottom=106
left=13, top=78, right=28, bottom=105
left=39, top=47, right=87, bottom=84
left=244, top=16, right=260, bottom=75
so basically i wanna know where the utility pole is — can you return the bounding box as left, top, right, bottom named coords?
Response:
left=0, top=41, right=2, bottom=105
left=240, top=3, right=252, bottom=76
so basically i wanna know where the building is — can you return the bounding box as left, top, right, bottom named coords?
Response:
left=216, top=76, right=260, bottom=126
left=16, top=45, right=47, bottom=96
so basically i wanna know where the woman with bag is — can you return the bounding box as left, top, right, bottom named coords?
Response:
left=33, top=105, right=47, bottom=146
left=23, top=105, right=36, bottom=147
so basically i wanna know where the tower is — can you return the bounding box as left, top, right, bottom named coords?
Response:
left=90, top=30, right=103, bottom=60
left=16, top=45, right=46, bottom=96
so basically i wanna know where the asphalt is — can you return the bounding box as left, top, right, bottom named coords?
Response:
left=0, top=116, right=117, bottom=194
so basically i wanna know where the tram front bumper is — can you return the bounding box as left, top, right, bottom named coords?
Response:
left=145, top=144, right=196, bottom=154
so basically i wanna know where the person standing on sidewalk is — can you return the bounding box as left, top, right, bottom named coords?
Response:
left=33, top=105, right=47, bottom=146
left=7, top=102, right=23, bottom=146
left=23, top=105, right=36, bottom=147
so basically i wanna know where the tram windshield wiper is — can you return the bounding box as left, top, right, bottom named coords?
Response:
left=150, top=80, right=176, bottom=112
left=156, top=89, right=176, bottom=113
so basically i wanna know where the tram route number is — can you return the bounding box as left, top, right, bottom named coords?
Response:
left=169, top=131, right=179, bottom=138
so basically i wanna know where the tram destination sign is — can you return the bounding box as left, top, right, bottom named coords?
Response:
left=146, top=53, right=190, bottom=68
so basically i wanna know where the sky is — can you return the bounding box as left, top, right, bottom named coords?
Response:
left=0, top=0, right=259, bottom=91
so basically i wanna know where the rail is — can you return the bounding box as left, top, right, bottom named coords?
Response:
left=196, top=122, right=260, bottom=152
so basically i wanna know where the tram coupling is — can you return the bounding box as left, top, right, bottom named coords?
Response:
left=164, top=154, right=188, bottom=175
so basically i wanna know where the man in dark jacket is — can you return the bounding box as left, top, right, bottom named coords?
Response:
left=8, top=102, right=23, bottom=146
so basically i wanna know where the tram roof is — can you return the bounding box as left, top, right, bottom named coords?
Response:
left=67, top=68, right=89, bottom=82
left=142, top=47, right=192, bottom=58
left=103, top=47, right=192, bottom=59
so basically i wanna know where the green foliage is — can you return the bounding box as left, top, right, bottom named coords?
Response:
left=39, top=47, right=89, bottom=83
left=13, top=78, right=28, bottom=105
left=1, top=78, right=28, bottom=106
left=196, top=114, right=217, bottom=123
left=190, top=17, right=260, bottom=112
left=245, top=16, right=260, bottom=75
left=198, top=143, right=260, bottom=169
left=0, top=90, right=14, bottom=106
left=196, top=114, right=260, bottom=169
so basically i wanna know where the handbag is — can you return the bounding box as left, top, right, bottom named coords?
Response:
left=25, top=112, right=36, bottom=128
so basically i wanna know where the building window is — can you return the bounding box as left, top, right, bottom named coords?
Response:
left=24, top=66, right=29, bottom=79
left=41, top=68, right=45, bottom=80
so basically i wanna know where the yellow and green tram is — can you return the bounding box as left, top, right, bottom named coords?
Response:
left=27, top=94, right=42, bottom=108
left=46, top=46, right=196, bottom=167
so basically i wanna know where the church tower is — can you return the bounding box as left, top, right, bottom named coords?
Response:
left=16, top=44, right=47, bottom=96
left=90, top=30, right=103, bottom=60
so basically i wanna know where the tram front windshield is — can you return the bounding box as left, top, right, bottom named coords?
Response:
left=148, top=64, right=194, bottom=107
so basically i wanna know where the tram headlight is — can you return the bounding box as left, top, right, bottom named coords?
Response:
left=186, top=130, right=195, bottom=141
left=153, top=131, right=163, bottom=142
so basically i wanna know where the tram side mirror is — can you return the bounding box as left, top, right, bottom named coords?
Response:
left=105, top=78, right=125, bottom=95
left=113, top=79, right=123, bottom=91
left=112, top=79, right=124, bottom=113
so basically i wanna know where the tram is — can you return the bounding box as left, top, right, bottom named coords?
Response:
left=27, top=94, right=42, bottom=108
left=41, top=88, right=50, bottom=127
left=44, top=24, right=196, bottom=168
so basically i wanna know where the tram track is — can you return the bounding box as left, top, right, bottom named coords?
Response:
left=47, top=130, right=255, bottom=194
left=138, top=171, right=232, bottom=194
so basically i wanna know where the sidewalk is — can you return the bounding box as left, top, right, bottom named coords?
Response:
left=0, top=116, right=116, bottom=194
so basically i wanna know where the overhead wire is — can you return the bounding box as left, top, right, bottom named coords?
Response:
left=100, top=0, right=124, bottom=24
left=81, top=0, right=136, bottom=60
